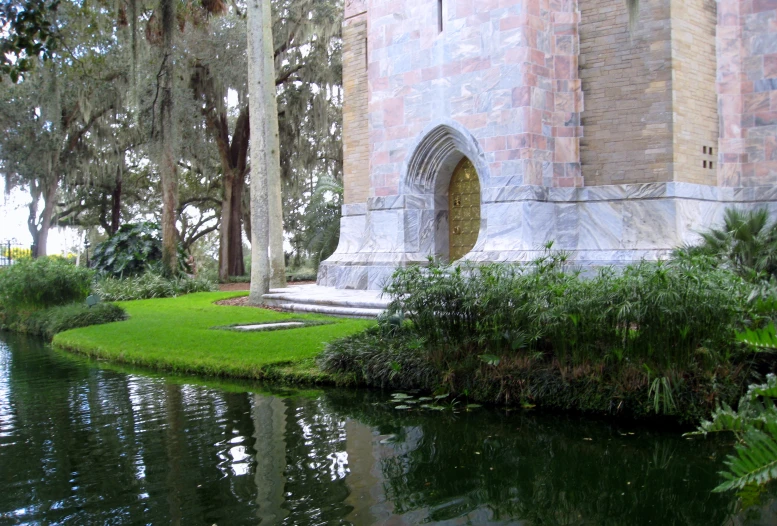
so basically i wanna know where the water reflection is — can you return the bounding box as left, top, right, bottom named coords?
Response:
left=0, top=332, right=774, bottom=525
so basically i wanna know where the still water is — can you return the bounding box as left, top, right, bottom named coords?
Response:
left=0, top=332, right=774, bottom=525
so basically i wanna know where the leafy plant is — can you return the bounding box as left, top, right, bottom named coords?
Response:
left=94, top=271, right=215, bottom=301
left=384, top=251, right=753, bottom=373
left=303, top=176, right=342, bottom=268
left=318, top=325, right=440, bottom=390
left=0, top=256, right=93, bottom=310
left=676, top=208, right=777, bottom=280
left=689, top=375, right=777, bottom=492
left=27, top=302, right=127, bottom=340
left=91, top=222, right=190, bottom=278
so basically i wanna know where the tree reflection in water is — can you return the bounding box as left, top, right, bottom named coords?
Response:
left=0, top=333, right=774, bottom=525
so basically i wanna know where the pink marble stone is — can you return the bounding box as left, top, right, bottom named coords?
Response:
left=718, top=0, right=777, bottom=186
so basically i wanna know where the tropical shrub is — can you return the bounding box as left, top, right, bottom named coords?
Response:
left=319, top=321, right=439, bottom=390
left=690, top=374, right=777, bottom=492
left=384, top=253, right=756, bottom=372
left=22, top=302, right=127, bottom=340
left=303, top=176, right=342, bottom=267
left=94, top=271, right=216, bottom=301
left=91, top=222, right=191, bottom=277
left=0, top=256, right=93, bottom=310
left=676, top=208, right=777, bottom=280
left=317, top=251, right=767, bottom=419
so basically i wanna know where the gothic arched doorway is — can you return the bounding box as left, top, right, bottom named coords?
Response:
left=448, top=157, right=481, bottom=261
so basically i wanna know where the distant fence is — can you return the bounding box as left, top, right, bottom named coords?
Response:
left=0, top=241, right=33, bottom=266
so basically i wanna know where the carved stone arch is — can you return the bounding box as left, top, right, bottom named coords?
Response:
left=400, top=120, right=491, bottom=196
left=399, top=120, right=489, bottom=261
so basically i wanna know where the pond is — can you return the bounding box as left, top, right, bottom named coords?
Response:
left=0, top=332, right=774, bottom=525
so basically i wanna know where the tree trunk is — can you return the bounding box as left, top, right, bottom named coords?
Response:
left=27, top=182, right=41, bottom=257
left=27, top=177, right=58, bottom=257
left=246, top=0, right=278, bottom=303
left=266, top=60, right=286, bottom=289
left=228, top=174, right=245, bottom=276
left=218, top=172, right=234, bottom=282
left=159, top=0, right=179, bottom=276
left=218, top=173, right=246, bottom=280
left=242, top=185, right=252, bottom=243
left=110, top=160, right=123, bottom=235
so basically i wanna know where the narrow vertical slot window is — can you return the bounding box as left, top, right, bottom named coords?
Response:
left=438, top=0, right=444, bottom=33
left=365, top=37, right=368, bottom=70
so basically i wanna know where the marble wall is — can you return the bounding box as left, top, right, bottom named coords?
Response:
left=318, top=0, right=777, bottom=290
left=718, top=0, right=777, bottom=187
left=319, top=181, right=777, bottom=289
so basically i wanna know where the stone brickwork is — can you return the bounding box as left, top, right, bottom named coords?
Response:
left=718, top=0, right=777, bottom=187
left=579, top=0, right=717, bottom=186
left=342, top=9, right=370, bottom=204
left=671, top=0, right=718, bottom=186
left=579, top=0, right=673, bottom=185
left=366, top=0, right=583, bottom=197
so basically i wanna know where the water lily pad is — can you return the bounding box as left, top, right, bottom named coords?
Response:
left=392, top=393, right=412, bottom=399
left=434, top=394, right=450, bottom=400
left=417, top=397, right=433, bottom=402
left=394, top=405, right=411, bottom=410
left=421, top=404, right=446, bottom=411
left=466, top=404, right=482, bottom=409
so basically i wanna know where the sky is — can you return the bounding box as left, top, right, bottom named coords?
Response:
left=0, top=180, right=82, bottom=255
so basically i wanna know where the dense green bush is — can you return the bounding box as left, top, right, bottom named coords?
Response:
left=321, top=252, right=768, bottom=420
left=92, top=222, right=190, bottom=277
left=1, top=302, right=127, bottom=340
left=0, top=257, right=93, bottom=310
left=94, top=271, right=216, bottom=301
left=319, top=322, right=440, bottom=390
left=30, top=303, right=127, bottom=339
left=385, top=253, right=757, bottom=372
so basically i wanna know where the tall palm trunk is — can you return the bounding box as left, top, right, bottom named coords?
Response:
left=247, top=0, right=285, bottom=303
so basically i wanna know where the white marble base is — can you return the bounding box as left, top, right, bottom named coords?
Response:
left=319, top=182, right=777, bottom=290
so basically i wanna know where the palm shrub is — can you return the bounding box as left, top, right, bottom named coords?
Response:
left=303, top=176, right=342, bottom=268
left=0, top=256, right=93, bottom=310
left=676, top=208, right=777, bottom=280
left=92, top=222, right=191, bottom=277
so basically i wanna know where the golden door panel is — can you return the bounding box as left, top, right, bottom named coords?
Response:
left=448, top=158, right=481, bottom=261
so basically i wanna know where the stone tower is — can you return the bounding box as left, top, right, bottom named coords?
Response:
left=319, top=0, right=777, bottom=290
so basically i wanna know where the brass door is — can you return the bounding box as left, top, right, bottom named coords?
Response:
left=448, top=158, right=481, bottom=261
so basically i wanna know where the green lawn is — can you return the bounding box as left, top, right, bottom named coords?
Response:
left=53, top=292, right=373, bottom=382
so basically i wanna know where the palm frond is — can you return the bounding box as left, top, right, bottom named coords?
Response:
left=715, top=422, right=777, bottom=492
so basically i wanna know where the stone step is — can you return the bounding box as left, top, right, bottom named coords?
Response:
left=263, top=292, right=389, bottom=310
left=272, top=302, right=384, bottom=319
left=262, top=285, right=389, bottom=319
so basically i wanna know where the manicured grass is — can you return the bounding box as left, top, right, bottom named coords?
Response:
left=53, top=292, right=373, bottom=382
